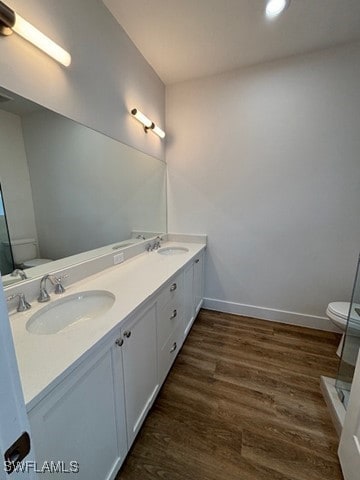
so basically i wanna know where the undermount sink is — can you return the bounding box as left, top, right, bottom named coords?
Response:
left=26, top=290, right=115, bottom=335
left=157, top=247, right=189, bottom=256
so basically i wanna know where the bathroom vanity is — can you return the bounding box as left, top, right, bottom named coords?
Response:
left=8, top=240, right=205, bottom=479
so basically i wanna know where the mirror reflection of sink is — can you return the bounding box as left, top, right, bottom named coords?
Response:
left=3, top=277, right=23, bottom=287
left=26, top=290, right=115, bottom=335
left=157, top=247, right=189, bottom=256
left=113, top=242, right=135, bottom=250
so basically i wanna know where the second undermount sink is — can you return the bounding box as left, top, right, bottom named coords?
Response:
left=157, top=247, right=189, bottom=256
left=26, top=290, right=115, bottom=335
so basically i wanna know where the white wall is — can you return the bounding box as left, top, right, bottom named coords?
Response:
left=0, top=110, right=38, bottom=243
left=166, top=42, right=360, bottom=328
left=0, top=0, right=165, bottom=161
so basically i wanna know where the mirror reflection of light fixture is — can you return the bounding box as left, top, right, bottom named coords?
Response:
left=131, top=108, right=166, bottom=139
left=0, top=0, right=71, bottom=67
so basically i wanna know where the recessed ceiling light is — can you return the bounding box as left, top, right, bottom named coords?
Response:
left=265, top=0, right=290, bottom=18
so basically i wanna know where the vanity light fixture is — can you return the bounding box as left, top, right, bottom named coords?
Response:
left=265, top=0, right=290, bottom=18
left=131, top=108, right=166, bottom=139
left=0, top=1, right=71, bottom=66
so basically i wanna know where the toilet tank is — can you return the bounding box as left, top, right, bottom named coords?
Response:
left=9, top=238, right=38, bottom=264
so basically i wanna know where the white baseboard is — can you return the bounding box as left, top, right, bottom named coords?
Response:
left=203, top=297, right=341, bottom=332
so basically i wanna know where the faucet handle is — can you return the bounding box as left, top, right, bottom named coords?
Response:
left=56, top=274, right=69, bottom=280
left=7, top=293, right=31, bottom=312
left=54, top=274, right=68, bottom=294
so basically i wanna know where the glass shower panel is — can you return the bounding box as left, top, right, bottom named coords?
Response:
left=336, top=255, right=360, bottom=409
left=0, top=185, right=14, bottom=276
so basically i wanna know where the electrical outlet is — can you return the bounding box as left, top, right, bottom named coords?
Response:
left=113, top=252, right=124, bottom=265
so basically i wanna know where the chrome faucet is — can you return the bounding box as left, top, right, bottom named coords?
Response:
left=7, top=293, right=31, bottom=312
left=152, top=236, right=162, bottom=251
left=38, top=274, right=67, bottom=303
left=146, top=236, right=162, bottom=252
left=11, top=269, right=28, bottom=280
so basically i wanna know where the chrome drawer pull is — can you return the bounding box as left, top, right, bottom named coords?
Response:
left=170, top=342, right=177, bottom=353
left=115, top=338, right=124, bottom=347
left=170, top=283, right=177, bottom=292
left=123, top=331, right=131, bottom=338
left=195, top=259, right=200, bottom=264
left=170, top=309, right=177, bottom=319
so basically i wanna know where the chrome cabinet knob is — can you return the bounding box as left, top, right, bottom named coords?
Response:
left=123, top=331, right=131, bottom=338
left=170, top=309, right=177, bottom=319
left=170, top=342, right=177, bottom=353
left=170, top=283, right=177, bottom=292
left=195, top=259, right=200, bottom=264
left=115, top=338, right=124, bottom=347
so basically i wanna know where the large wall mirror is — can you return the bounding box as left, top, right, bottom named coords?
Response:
left=0, top=87, right=166, bottom=287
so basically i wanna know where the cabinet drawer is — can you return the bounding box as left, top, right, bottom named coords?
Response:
left=158, top=327, right=182, bottom=385
left=157, top=271, right=184, bottom=311
left=157, top=299, right=183, bottom=349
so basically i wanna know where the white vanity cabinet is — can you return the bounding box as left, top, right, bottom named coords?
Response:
left=26, top=246, right=205, bottom=479
left=157, top=271, right=185, bottom=385
left=28, top=333, right=128, bottom=480
left=120, top=302, right=158, bottom=446
left=193, top=251, right=205, bottom=315
left=183, top=250, right=205, bottom=338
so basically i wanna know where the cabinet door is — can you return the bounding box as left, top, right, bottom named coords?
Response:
left=183, top=261, right=195, bottom=338
left=29, top=337, right=127, bottom=480
left=158, top=326, right=183, bottom=385
left=121, top=303, right=158, bottom=446
left=193, top=251, right=204, bottom=315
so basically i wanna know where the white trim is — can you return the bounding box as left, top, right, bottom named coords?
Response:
left=320, top=376, right=345, bottom=437
left=203, top=297, right=341, bottom=332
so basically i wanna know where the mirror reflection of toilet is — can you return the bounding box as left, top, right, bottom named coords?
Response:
left=326, top=301, right=360, bottom=365
left=3, top=238, right=52, bottom=269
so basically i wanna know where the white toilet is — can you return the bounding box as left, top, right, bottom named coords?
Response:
left=326, top=301, right=360, bottom=364
left=3, top=238, right=52, bottom=269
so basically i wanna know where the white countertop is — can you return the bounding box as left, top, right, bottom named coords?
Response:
left=9, top=241, right=205, bottom=411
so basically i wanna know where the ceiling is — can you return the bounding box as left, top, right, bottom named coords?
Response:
left=103, top=0, right=360, bottom=85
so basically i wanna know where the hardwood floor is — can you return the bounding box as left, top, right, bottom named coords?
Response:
left=117, top=309, right=343, bottom=480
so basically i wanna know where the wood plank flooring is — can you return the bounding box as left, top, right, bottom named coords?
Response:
left=117, top=309, right=343, bottom=480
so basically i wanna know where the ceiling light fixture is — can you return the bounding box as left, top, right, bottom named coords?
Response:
left=131, top=108, right=166, bottom=139
left=265, top=0, right=290, bottom=18
left=0, top=1, right=71, bottom=66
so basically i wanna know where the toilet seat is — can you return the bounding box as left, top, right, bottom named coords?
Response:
left=326, top=302, right=360, bottom=361
left=326, top=302, right=360, bottom=330
left=22, top=258, right=53, bottom=268
left=326, top=302, right=350, bottom=328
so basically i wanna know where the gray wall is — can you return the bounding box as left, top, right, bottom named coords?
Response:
left=0, top=0, right=165, bottom=161
left=167, top=42, right=360, bottom=326
left=0, top=109, right=38, bottom=242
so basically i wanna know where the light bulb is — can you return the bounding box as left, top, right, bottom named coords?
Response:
left=152, top=124, right=166, bottom=139
left=266, top=0, right=290, bottom=18
left=13, top=13, right=71, bottom=66
left=131, top=108, right=153, bottom=128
